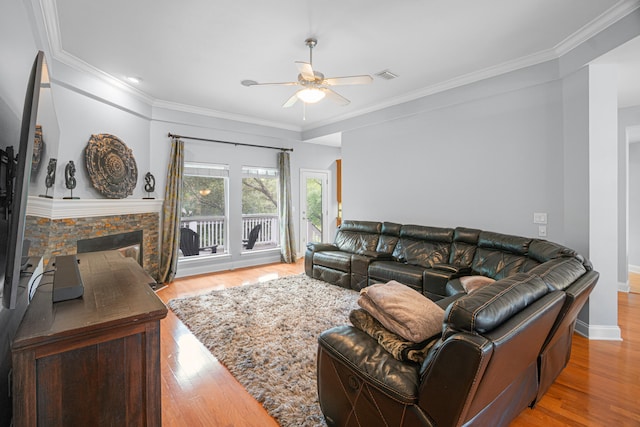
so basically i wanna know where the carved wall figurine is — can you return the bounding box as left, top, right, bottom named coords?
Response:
left=143, top=172, right=156, bottom=199
left=39, top=157, right=56, bottom=198
left=65, top=160, right=76, bottom=190
left=63, top=160, right=79, bottom=199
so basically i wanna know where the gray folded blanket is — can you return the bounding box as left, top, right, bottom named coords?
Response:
left=349, top=309, right=439, bottom=364
left=358, top=280, right=445, bottom=342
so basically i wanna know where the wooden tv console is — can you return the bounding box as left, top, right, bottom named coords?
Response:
left=11, top=250, right=167, bottom=426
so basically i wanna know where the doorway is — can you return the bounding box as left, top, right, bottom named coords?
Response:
left=300, top=169, right=329, bottom=254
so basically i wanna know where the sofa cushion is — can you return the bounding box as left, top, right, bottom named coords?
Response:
left=333, top=220, right=382, bottom=254
left=376, top=221, right=402, bottom=254
left=313, top=250, right=352, bottom=272
left=527, top=257, right=587, bottom=291
left=448, top=227, right=481, bottom=267
left=368, top=261, right=424, bottom=291
left=392, top=226, right=453, bottom=268
left=444, top=273, right=549, bottom=335
left=459, top=275, right=495, bottom=293
left=477, top=231, right=531, bottom=255
left=359, top=281, right=445, bottom=342
left=528, top=239, right=578, bottom=263
left=471, top=248, right=527, bottom=280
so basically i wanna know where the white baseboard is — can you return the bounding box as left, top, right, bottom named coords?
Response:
left=175, top=251, right=282, bottom=279
left=575, top=319, right=622, bottom=341
left=628, top=264, right=640, bottom=274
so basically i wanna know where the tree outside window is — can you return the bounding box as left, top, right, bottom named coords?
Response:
left=181, top=163, right=228, bottom=256
left=242, top=166, right=279, bottom=250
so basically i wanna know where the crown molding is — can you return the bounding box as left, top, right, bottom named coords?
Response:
left=38, top=0, right=640, bottom=136
left=39, top=0, right=156, bottom=105
left=26, top=196, right=164, bottom=220
left=304, top=1, right=640, bottom=133
left=554, top=0, right=640, bottom=56
left=151, top=100, right=301, bottom=132
left=302, top=48, right=559, bottom=133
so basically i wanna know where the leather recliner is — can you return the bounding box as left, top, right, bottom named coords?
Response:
left=317, top=274, right=566, bottom=427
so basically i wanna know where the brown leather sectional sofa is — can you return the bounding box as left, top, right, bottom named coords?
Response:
left=305, top=220, right=598, bottom=426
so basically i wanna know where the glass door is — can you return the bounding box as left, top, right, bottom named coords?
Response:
left=300, top=170, right=329, bottom=253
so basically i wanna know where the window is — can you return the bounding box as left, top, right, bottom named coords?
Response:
left=242, top=166, right=279, bottom=251
left=180, top=163, right=228, bottom=257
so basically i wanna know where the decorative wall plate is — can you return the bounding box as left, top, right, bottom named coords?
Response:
left=85, top=133, right=138, bottom=198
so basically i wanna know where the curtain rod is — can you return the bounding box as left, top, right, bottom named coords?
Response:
left=168, top=132, right=293, bottom=152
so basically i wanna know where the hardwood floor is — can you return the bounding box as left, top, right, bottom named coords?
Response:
left=157, top=261, right=640, bottom=426
left=629, top=271, right=640, bottom=294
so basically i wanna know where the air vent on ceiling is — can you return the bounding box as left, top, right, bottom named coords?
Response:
left=374, top=69, right=398, bottom=80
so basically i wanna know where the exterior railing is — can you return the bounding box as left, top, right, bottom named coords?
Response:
left=180, top=214, right=279, bottom=253
left=305, top=221, right=322, bottom=243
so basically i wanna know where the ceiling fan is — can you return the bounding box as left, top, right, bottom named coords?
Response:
left=241, top=38, right=373, bottom=108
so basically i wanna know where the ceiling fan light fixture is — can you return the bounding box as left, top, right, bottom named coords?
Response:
left=297, top=88, right=325, bottom=104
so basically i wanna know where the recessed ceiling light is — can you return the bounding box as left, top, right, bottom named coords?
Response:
left=126, top=76, right=142, bottom=84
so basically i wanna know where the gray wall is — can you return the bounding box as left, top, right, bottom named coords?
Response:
left=621, top=105, right=640, bottom=275
left=342, top=78, right=564, bottom=240
left=629, top=141, right=640, bottom=268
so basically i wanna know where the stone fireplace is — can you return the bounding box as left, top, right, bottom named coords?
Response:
left=77, top=230, right=144, bottom=265
left=25, top=198, right=162, bottom=280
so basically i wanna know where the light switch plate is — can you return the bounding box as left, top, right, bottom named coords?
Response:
left=533, top=212, right=547, bottom=224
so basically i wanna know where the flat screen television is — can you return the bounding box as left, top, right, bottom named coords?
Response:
left=0, top=50, right=43, bottom=309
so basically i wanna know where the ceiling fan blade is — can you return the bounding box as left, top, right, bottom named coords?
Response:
left=323, top=75, right=373, bottom=86
left=295, top=61, right=316, bottom=81
left=322, top=88, right=350, bottom=106
left=242, top=79, right=298, bottom=87
left=282, top=92, right=299, bottom=108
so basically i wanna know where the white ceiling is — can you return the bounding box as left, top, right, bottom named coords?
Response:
left=45, top=0, right=640, bottom=133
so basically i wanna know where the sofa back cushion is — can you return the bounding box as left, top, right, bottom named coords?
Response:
left=334, top=220, right=382, bottom=254
left=443, top=273, right=549, bottom=336
left=471, top=231, right=532, bottom=280
left=528, top=239, right=579, bottom=263
left=392, top=225, right=454, bottom=268
left=527, top=257, right=587, bottom=291
left=376, top=222, right=402, bottom=254
left=449, top=227, right=481, bottom=268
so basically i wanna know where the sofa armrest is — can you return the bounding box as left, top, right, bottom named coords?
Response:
left=431, top=264, right=471, bottom=275
left=307, top=242, right=340, bottom=252
left=305, top=243, right=340, bottom=277
left=423, top=265, right=472, bottom=300
left=318, top=325, right=421, bottom=403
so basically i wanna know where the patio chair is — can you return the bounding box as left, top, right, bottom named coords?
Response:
left=180, top=228, right=217, bottom=256
left=243, top=224, right=262, bottom=250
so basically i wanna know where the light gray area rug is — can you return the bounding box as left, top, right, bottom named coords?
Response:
left=168, top=274, right=359, bottom=427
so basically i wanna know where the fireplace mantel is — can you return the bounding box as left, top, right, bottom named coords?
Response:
left=25, top=196, right=163, bottom=280
left=27, top=196, right=164, bottom=219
